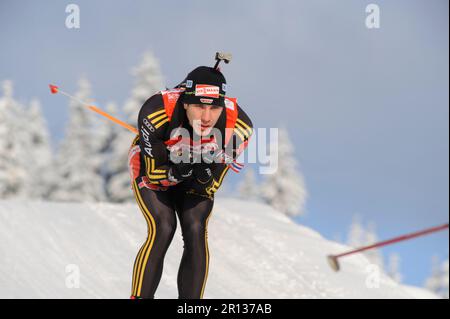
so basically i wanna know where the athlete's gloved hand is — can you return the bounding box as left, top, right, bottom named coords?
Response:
left=170, top=163, right=194, bottom=182
left=194, top=164, right=213, bottom=184
left=168, top=140, right=195, bottom=182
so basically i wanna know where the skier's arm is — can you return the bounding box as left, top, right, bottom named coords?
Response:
left=227, top=103, right=254, bottom=161
left=138, top=94, right=184, bottom=186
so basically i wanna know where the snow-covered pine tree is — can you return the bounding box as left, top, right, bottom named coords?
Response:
left=425, top=256, right=442, bottom=295
left=347, top=215, right=365, bottom=248
left=91, top=102, right=120, bottom=200
left=0, top=80, right=27, bottom=198
left=49, top=77, right=105, bottom=202
left=260, top=127, right=307, bottom=217
left=365, top=221, right=384, bottom=268
left=237, top=167, right=259, bottom=200
left=122, top=51, right=165, bottom=124
left=425, top=256, right=449, bottom=298
left=441, top=259, right=449, bottom=298
left=21, top=99, right=53, bottom=199
left=108, top=51, right=164, bottom=202
left=346, top=217, right=386, bottom=271
left=387, top=253, right=402, bottom=283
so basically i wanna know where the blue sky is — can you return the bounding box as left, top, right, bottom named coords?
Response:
left=0, top=0, right=448, bottom=288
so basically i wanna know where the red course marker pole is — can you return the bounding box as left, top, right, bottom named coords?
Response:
left=327, top=223, right=449, bottom=271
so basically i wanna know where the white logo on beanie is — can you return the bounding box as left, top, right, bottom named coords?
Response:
left=195, top=85, right=220, bottom=98
left=200, top=98, right=214, bottom=104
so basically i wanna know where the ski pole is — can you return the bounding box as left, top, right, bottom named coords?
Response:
left=327, top=222, right=449, bottom=272
left=48, top=84, right=138, bottom=134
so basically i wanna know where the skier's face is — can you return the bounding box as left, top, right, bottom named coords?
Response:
left=184, top=103, right=223, bottom=136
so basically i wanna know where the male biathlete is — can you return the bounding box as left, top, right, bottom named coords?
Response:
left=128, top=53, right=253, bottom=299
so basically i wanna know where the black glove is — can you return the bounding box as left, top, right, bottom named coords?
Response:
left=194, top=164, right=213, bottom=184
left=170, top=163, right=194, bottom=182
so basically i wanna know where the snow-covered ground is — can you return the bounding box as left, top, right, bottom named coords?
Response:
left=0, top=198, right=439, bottom=299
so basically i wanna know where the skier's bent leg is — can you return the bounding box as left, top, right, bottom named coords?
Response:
left=131, top=181, right=177, bottom=299
left=176, top=194, right=214, bottom=299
